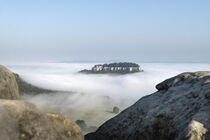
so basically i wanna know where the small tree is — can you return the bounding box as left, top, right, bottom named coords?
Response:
left=76, top=120, right=87, bottom=130
left=113, top=106, right=120, bottom=114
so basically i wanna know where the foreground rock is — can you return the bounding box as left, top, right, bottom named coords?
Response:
left=0, top=99, right=83, bottom=140
left=47, top=113, right=84, bottom=140
left=0, top=65, right=19, bottom=99
left=86, top=71, right=210, bottom=140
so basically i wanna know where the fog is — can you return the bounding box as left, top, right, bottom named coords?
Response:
left=7, top=63, right=210, bottom=129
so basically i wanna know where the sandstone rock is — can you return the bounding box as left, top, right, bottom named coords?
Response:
left=86, top=71, right=210, bottom=140
left=0, top=99, right=83, bottom=140
left=0, top=99, right=57, bottom=140
left=47, top=113, right=84, bottom=140
left=0, top=65, right=19, bottom=99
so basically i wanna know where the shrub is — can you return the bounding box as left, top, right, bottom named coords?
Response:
left=75, top=120, right=87, bottom=130
left=113, top=106, right=120, bottom=114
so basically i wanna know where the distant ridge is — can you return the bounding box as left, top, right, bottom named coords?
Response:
left=79, top=62, right=143, bottom=74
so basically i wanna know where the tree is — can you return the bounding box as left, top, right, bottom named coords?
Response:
left=113, top=106, right=120, bottom=114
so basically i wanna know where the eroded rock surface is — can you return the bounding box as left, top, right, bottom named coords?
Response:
left=0, top=100, right=83, bottom=140
left=86, top=71, right=210, bottom=140
left=0, top=65, right=19, bottom=99
left=0, top=100, right=57, bottom=140
left=47, top=113, right=84, bottom=140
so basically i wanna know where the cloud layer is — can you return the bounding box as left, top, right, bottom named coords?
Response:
left=8, top=63, right=210, bottom=127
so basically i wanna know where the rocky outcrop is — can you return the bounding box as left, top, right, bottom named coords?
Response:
left=86, top=71, right=210, bottom=140
left=0, top=65, right=83, bottom=140
left=0, top=99, right=57, bottom=140
left=0, top=99, right=84, bottom=140
left=47, top=113, right=84, bottom=140
left=80, top=62, right=143, bottom=74
left=0, top=65, right=19, bottom=99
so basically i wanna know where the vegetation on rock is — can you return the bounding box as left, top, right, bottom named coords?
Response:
left=100, top=62, right=139, bottom=67
left=14, top=73, right=60, bottom=95
left=80, top=62, right=143, bottom=74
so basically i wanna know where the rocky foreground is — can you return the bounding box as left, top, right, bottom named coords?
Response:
left=86, top=71, right=210, bottom=140
left=0, top=65, right=83, bottom=140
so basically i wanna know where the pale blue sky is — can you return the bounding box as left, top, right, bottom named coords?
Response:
left=0, top=0, right=210, bottom=63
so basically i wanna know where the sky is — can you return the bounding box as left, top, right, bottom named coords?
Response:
left=0, top=0, right=210, bottom=63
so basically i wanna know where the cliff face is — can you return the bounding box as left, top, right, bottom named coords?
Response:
left=86, top=71, right=210, bottom=140
left=0, top=65, right=19, bottom=99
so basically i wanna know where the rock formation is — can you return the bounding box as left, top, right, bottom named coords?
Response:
left=0, top=99, right=84, bottom=140
left=86, top=71, right=210, bottom=140
left=0, top=65, right=19, bottom=99
left=80, top=62, right=143, bottom=74
left=47, top=113, right=84, bottom=140
left=0, top=65, right=84, bottom=140
left=0, top=99, right=57, bottom=140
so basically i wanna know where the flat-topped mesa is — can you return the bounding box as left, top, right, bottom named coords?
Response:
left=80, top=62, right=143, bottom=74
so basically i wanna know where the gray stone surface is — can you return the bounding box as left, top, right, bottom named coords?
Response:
left=86, top=71, right=210, bottom=140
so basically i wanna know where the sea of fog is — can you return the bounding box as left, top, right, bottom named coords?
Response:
left=7, top=62, right=210, bottom=129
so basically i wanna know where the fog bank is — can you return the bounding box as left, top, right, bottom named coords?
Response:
left=7, top=63, right=210, bottom=128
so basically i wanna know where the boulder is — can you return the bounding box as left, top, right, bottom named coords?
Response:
left=0, top=99, right=83, bottom=140
left=0, top=99, right=57, bottom=140
left=0, top=65, right=19, bottom=99
left=86, top=71, right=210, bottom=140
left=47, top=113, right=84, bottom=140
